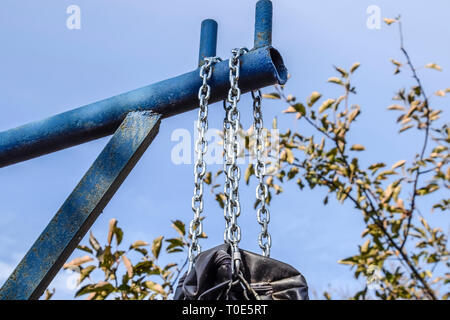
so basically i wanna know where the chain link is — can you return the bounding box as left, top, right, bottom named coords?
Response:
left=252, top=89, right=272, bottom=257
left=188, top=57, right=221, bottom=273
left=223, top=48, right=248, bottom=274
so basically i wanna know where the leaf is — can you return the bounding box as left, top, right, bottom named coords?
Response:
left=172, top=220, right=185, bottom=236
left=425, top=63, right=442, bottom=71
left=392, top=160, right=406, bottom=169
left=387, top=104, right=405, bottom=111
left=133, top=261, right=153, bottom=275
left=79, top=265, right=96, bottom=284
left=152, top=236, right=164, bottom=259
left=334, top=66, right=348, bottom=78
left=383, top=18, right=397, bottom=25
left=307, top=91, right=322, bottom=107
left=293, top=103, right=306, bottom=116
left=283, top=106, right=297, bottom=114
left=262, top=92, right=280, bottom=99
left=435, top=90, right=446, bottom=97
left=75, top=281, right=115, bottom=298
left=351, top=144, right=365, bottom=151
left=107, top=218, right=118, bottom=246
left=350, top=62, right=361, bottom=73
left=390, top=59, right=402, bottom=67
left=144, top=281, right=166, bottom=295
left=89, top=232, right=101, bottom=252
left=165, top=238, right=184, bottom=251
left=244, top=164, right=254, bottom=184
left=318, top=99, right=335, bottom=113
left=122, top=255, right=133, bottom=278
left=77, top=245, right=93, bottom=254
left=129, top=240, right=149, bottom=250
left=328, top=77, right=343, bottom=85
left=399, top=124, right=413, bottom=133
left=63, top=255, right=93, bottom=269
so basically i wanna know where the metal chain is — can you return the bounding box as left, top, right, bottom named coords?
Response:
left=223, top=47, right=248, bottom=274
left=188, top=56, right=221, bottom=273
left=252, top=89, right=272, bottom=257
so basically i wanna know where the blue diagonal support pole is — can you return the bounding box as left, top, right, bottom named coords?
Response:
left=0, top=111, right=161, bottom=300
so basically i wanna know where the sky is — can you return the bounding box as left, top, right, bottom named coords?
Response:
left=0, top=0, right=449, bottom=299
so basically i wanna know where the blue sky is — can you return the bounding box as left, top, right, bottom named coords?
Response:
left=0, top=0, right=448, bottom=299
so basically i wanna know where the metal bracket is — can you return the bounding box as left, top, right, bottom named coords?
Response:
left=0, top=111, right=161, bottom=300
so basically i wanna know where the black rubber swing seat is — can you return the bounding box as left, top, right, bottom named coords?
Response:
left=174, top=244, right=309, bottom=300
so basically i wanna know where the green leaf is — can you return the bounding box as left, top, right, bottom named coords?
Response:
left=172, top=220, right=186, bottom=237
left=77, top=245, right=93, bottom=254
left=152, top=236, right=164, bottom=259
left=293, top=103, right=306, bottom=116
left=75, top=281, right=115, bottom=298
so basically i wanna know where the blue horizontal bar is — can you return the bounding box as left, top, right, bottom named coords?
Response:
left=0, top=111, right=162, bottom=300
left=0, top=46, right=287, bottom=167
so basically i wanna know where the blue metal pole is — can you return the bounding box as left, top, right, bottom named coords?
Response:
left=0, top=46, right=287, bottom=168
left=198, top=19, right=218, bottom=66
left=0, top=111, right=162, bottom=300
left=254, top=0, right=273, bottom=49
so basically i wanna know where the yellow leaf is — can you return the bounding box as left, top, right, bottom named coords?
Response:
left=387, top=104, right=405, bottom=111
left=425, top=63, right=442, bottom=71
left=351, top=144, right=365, bottom=151
left=262, top=93, right=280, bottom=99
left=383, top=18, right=397, bottom=25
left=283, top=106, right=297, bottom=114
left=350, top=62, right=361, bottom=73
left=392, top=160, right=406, bottom=169
left=327, top=77, right=343, bottom=85
left=390, top=59, right=402, bottom=67
left=399, top=124, right=413, bottom=133
left=130, top=240, right=149, bottom=249
left=318, top=99, right=335, bottom=113
left=307, top=91, right=322, bottom=107
left=435, top=90, right=446, bottom=97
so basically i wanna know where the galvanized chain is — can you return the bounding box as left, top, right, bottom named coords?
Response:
left=252, top=89, right=272, bottom=257
left=223, top=47, right=248, bottom=274
left=188, top=56, right=221, bottom=273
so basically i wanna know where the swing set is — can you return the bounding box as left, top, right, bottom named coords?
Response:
left=0, top=1, right=308, bottom=300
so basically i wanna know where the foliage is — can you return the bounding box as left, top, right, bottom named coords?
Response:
left=206, top=17, right=449, bottom=300
left=61, top=16, right=448, bottom=301
left=62, top=219, right=190, bottom=300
